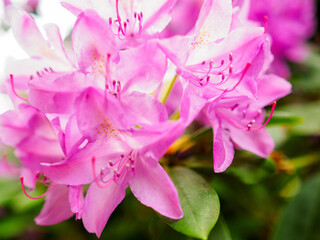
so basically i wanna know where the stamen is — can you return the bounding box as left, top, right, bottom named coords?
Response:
left=248, top=101, right=277, bottom=131
left=225, top=62, right=251, bottom=92
left=137, top=12, right=143, bottom=37
left=115, top=0, right=125, bottom=36
left=10, top=75, right=28, bottom=102
left=91, top=157, right=113, bottom=189
left=20, top=177, right=54, bottom=200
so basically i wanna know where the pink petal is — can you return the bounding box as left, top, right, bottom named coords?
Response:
left=64, top=115, right=83, bottom=156
left=35, top=184, right=74, bottom=225
left=69, top=185, right=84, bottom=219
left=229, top=126, right=274, bottom=158
left=254, top=74, right=292, bottom=109
left=209, top=111, right=234, bottom=173
left=82, top=182, right=126, bottom=237
left=72, top=10, right=118, bottom=72
left=29, top=71, right=87, bottom=114
left=42, top=139, right=129, bottom=185
left=130, top=155, right=183, bottom=219
left=20, top=167, right=37, bottom=189
left=117, top=42, right=167, bottom=94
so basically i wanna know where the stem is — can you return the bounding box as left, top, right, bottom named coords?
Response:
left=169, top=109, right=180, bottom=120
left=161, top=74, right=178, bottom=104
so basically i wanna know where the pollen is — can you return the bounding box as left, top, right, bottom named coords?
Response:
left=96, top=118, right=120, bottom=138
left=91, top=49, right=107, bottom=76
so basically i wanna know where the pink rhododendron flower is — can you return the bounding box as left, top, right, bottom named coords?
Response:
left=159, top=0, right=291, bottom=172
left=0, top=104, right=74, bottom=224
left=61, top=0, right=177, bottom=47
left=41, top=87, right=184, bottom=236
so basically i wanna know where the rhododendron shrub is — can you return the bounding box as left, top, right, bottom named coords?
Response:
left=0, top=0, right=316, bottom=239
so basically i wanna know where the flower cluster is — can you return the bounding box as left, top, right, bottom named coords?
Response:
left=1, top=0, right=308, bottom=237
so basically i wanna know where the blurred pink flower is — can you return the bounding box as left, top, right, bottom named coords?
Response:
left=248, top=0, right=316, bottom=77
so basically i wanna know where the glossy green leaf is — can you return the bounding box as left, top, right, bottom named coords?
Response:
left=162, top=167, right=220, bottom=240
left=208, top=217, right=232, bottom=240
left=272, top=174, right=320, bottom=240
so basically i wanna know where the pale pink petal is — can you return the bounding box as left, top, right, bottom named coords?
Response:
left=117, top=42, right=167, bottom=94
left=82, top=182, right=126, bottom=237
left=121, top=92, right=168, bottom=126
left=11, top=11, right=50, bottom=57
left=43, top=23, right=77, bottom=67
left=35, top=184, right=74, bottom=225
left=130, top=155, right=183, bottom=219
left=72, top=10, right=118, bottom=72
left=61, top=0, right=115, bottom=20
left=194, top=0, right=232, bottom=42
left=142, top=0, right=177, bottom=35
left=29, top=71, right=88, bottom=114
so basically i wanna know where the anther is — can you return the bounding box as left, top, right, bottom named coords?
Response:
left=264, top=16, right=269, bottom=33
left=229, top=65, right=233, bottom=74
left=229, top=53, right=233, bottom=62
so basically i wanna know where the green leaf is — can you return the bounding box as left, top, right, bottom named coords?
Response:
left=208, top=217, right=232, bottom=240
left=279, top=101, right=320, bottom=135
left=267, top=111, right=303, bottom=126
left=272, top=174, right=320, bottom=240
left=162, top=167, right=220, bottom=240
